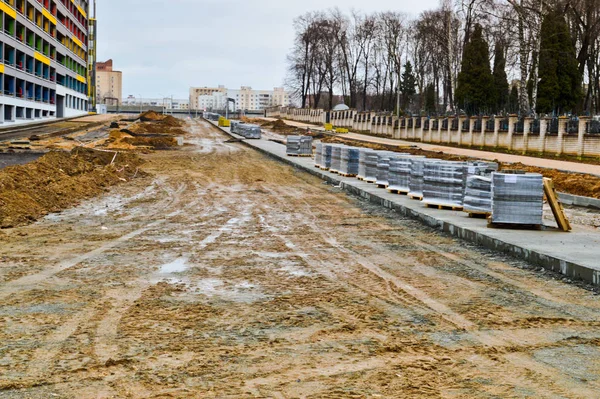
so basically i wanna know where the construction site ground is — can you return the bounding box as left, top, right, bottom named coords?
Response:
left=1, top=120, right=600, bottom=398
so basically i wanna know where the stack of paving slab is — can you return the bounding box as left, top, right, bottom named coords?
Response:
left=463, top=161, right=499, bottom=215
left=236, top=124, right=262, bottom=139
left=422, top=160, right=468, bottom=208
left=339, top=147, right=360, bottom=176
left=322, top=144, right=335, bottom=170
left=286, top=136, right=313, bottom=156
left=409, top=158, right=438, bottom=200
left=330, top=145, right=345, bottom=173
left=314, top=143, right=324, bottom=168
left=364, top=151, right=381, bottom=183
left=490, top=173, right=544, bottom=225
left=357, top=149, right=375, bottom=180
left=375, top=152, right=395, bottom=188
left=388, top=155, right=425, bottom=194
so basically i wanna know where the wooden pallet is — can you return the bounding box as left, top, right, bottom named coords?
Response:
left=388, top=189, right=409, bottom=195
left=408, top=194, right=423, bottom=201
left=487, top=219, right=542, bottom=230
left=320, top=166, right=330, bottom=171
left=376, top=184, right=388, bottom=189
left=543, top=177, right=572, bottom=232
left=425, top=203, right=463, bottom=211
left=466, top=211, right=490, bottom=219
left=338, top=172, right=357, bottom=177
left=364, top=179, right=377, bottom=184
left=329, top=169, right=339, bottom=174
left=287, top=153, right=313, bottom=157
left=314, top=164, right=322, bottom=168
left=357, top=176, right=365, bottom=181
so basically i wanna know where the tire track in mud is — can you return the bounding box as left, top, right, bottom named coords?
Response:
left=0, top=182, right=187, bottom=302
left=255, top=184, right=600, bottom=398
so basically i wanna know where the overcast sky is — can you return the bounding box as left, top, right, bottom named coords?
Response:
left=96, top=0, right=439, bottom=99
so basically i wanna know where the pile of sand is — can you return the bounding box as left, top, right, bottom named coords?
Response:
left=139, top=111, right=164, bottom=122
left=321, top=136, right=600, bottom=199
left=0, top=148, right=144, bottom=228
left=106, top=130, right=178, bottom=151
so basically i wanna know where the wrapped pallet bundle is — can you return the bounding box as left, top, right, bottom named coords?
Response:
left=422, top=161, right=467, bottom=208
left=286, top=136, right=313, bottom=156
left=463, top=161, right=499, bottom=214
left=237, top=124, right=262, bottom=139
left=409, top=158, right=437, bottom=200
left=388, top=155, right=426, bottom=194
left=330, top=145, right=345, bottom=173
left=490, top=173, right=544, bottom=225
left=364, top=151, right=381, bottom=183
left=322, top=144, right=334, bottom=170
left=375, top=152, right=394, bottom=187
left=357, top=149, right=375, bottom=180
left=314, top=143, right=323, bottom=168
left=339, top=147, right=360, bottom=176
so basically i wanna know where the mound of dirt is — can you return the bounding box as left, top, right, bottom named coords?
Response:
left=161, top=115, right=183, bottom=127
left=139, top=111, right=164, bottom=122
left=106, top=129, right=178, bottom=150
left=0, top=148, right=144, bottom=228
left=128, top=123, right=186, bottom=136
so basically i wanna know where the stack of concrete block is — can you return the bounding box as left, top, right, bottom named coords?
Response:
left=330, top=145, right=345, bottom=173
left=322, top=144, right=334, bottom=170
left=286, top=136, right=313, bottom=156
left=463, top=161, right=499, bottom=214
left=490, top=173, right=544, bottom=225
left=357, top=149, right=375, bottom=180
left=314, top=143, right=323, bottom=168
left=339, top=147, right=360, bottom=176
left=388, top=155, right=425, bottom=193
left=409, top=158, right=436, bottom=199
left=364, top=151, right=381, bottom=183
left=422, top=161, right=467, bottom=208
left=236, top=124, right=261, bottom=139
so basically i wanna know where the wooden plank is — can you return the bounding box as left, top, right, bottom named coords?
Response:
left=543, top=178, right=572, bottom=232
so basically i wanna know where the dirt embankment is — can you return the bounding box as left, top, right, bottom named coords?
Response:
left=322, top=136, right=600, bottom=199
left=0, top=148, right=144, bottom=228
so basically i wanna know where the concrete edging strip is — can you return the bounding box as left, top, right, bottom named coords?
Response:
left=206, top=119, right=600, bottom=287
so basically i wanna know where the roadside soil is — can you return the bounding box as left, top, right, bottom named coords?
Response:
left=0, top=120, right=599, bottom=398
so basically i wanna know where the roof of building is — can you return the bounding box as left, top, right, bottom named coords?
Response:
left=333, top=104, right=350, bottom=111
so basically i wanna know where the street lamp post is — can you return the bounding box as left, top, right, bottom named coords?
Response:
left=138, top=94, right=143, bottom=114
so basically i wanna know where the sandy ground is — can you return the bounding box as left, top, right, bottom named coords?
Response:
left=1, top=120, right=600, bottom=398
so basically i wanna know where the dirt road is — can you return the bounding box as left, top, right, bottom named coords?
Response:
left=1, top=120, right=599, bottom=398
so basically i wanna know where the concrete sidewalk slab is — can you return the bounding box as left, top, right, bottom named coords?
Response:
left=208, top=119, right=600, bottom=287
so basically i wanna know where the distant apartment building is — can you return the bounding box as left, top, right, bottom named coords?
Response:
left=122, top=95, right=189, bottom=110
left=0, top=0, right=91, bottom=126
left=190, top=85, right=291, bottom=111
left=96, top=59, right=122, bottom=106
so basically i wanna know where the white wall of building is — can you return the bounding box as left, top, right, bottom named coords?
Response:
left=193, top=86, right=291, bottom=111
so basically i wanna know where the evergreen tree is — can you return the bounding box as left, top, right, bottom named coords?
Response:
left=492, top=42, right=509, bottom=112
left=425, top=83, right=436, bottom=114
left=537, top=8, right=582, bottom=114
left=400, top=61, right=417, bottom=109
left=455, top=24, right=494, bottom=115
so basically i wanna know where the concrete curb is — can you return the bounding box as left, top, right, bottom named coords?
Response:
left=558, top=192, right=600, bottom=209
left=205, top=119, right=600, bottom=287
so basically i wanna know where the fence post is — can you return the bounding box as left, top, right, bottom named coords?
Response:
left=507, top=115, right=517, bottom=151
left=523, top=117, right=532, bottom=154
left=493, top=117, right=500, bottom=148
left=557, top=116, right=567, bottom=155
left=540, top=118, right=548, bottom=154
left=578, top=117, right=588, bottom=157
